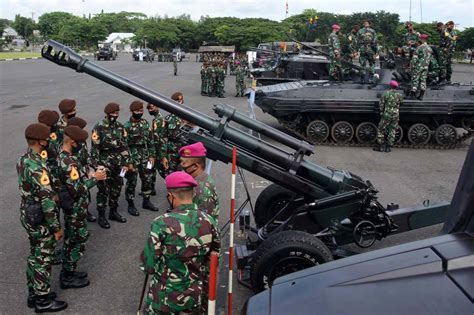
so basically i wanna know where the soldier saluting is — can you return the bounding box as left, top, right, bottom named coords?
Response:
left=17, top=123, right=67, bottom=312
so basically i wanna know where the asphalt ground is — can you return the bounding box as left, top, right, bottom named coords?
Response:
left=0, top=54, right=472, bottom=314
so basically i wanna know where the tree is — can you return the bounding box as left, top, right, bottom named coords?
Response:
left=12, top=14, right=35, bottom=40
left=457, top=27, right=474, bottom=51
left=38, top=12, right=75, bottom=39
left=0, top=18, right=10, bottom=35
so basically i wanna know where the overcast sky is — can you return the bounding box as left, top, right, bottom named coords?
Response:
left=2, top=0, right=473, bottom=29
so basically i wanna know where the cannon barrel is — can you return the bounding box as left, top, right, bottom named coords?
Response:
left=41, top=40, right=369, bottom=196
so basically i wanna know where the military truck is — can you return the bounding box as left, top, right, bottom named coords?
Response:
left=95, top=43, right=117, bottom=61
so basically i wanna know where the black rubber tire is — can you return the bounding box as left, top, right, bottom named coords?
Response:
left=254, top=184, right=297, bottom=228
left=355, top=122, right=377, bottom=144
left=435, top=124, right=457, bottom=145
left=250, top=230, right=333, bottom=293
left=331, top=121, right=354, bottom=143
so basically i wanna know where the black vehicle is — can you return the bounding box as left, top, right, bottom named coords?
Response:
left=132, top=48, right=155, bottom=62
left=41, top=40, right=457, bottom=296
left=95, top=44, right=117, bottom=61
left=244, top=141, right=474, bottom=314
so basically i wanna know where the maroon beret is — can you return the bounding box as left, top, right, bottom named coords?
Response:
left=165, top=171, right=198, bottom=189
left=64, top=125, right=88, bottom=142
left=38, top=110, right=59, bottom=127
left=104, top=102, right=120, bottom=114
left=58, top=99, right=76, bottom=114
left=130, top=100, right=144, bottom=111
left=67, top=117, right=87, bottom=129
left=25, top=123, right=50, bottom=140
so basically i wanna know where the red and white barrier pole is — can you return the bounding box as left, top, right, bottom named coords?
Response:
left=208, top=251, right=219, bottom=315
left=228, top=147, right=237, bottom=315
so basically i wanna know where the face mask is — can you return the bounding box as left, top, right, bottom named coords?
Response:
left=50, top=125, right=57, bottom=132
left=181, top=163, right=197, bottom=174
left=132, top=113, right=143, bottom=120
left=148, top=110, right=158, bottom=116
left=39, top=140, right=49, bottom=151
left=108, top=115, right=117, bottom=123
left=66, top=113, right=76, bottom=119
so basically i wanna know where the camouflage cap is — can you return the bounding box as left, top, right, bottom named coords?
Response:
left=25, top=123, right=50, bottom=140
left=58, top=99, right=76, bottom=114
left=165, top=171, right=198, bottom=189
left=104, top=102, right=120, bottom=114
left=130, top=100, right=144, bottom=111
left=67, top=117, right=87, bottom=129
left=38, top=110, right=60, bottom=127
left=64, top=125, right=88, bottom=142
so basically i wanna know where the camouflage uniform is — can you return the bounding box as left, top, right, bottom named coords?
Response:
left=444, top=28, right=458, bottom=82
left=58, top=150, right=96, bottom=272
left=17, top=148, right=61, bottom=296
left=328, top=32, right=342, bottom=81
left=357, top=27, right=377, bottom=77
left=428, top=52, right=440, bottom=84
left=45, top=130, right=62, bottom=193
left=410, top=43, right=432, bottom=92
left=90, top=117, right=131, bottom=210
left=403, top=30, right=420, bottom=57
left=200, top=65, right=208, bottom=95
left=376, top=90, right=403, bottom=146
left=216, top=66, right=226, bottom=98
left=160, top=115, right=188, bottom=177
left=124, top=118, right=155, bottom=201
left=140, top=203, right=220, bottom=314
left=435, top=28, right=448, bottom=82
left=194, top=172, right=220, bottom=223
left=207, top=66, right=216, bottom=96
left=173, top=58, right=178, bottom=76
left=235, top=66, right=246, bottom=97
left=149, top=111, right=166, bottom=185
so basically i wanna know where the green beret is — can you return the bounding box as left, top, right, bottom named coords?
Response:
left=25, top=123, right=50, bottom=140
left=104, top=102, right=120, bottom=114
left=38, top=110, right=59, bottom=127
left=58, top=99, right=76, bottom=114
left=64, top=125, right=88, bottom=142
left=130, top=100, right=144, bottom=111
left=67, top=117, right=87, bottom=129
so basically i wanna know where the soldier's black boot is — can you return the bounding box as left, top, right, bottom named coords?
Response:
left=408, top=90, right=417, bottom=99
left=28, top=289, right=57, bottom=308
left=109, top=207, right=127, bottom=223
left=151, top=187, right=157, bottom=196
left=127, top=200, right=140, bottom=216
left=97, top=208, right=110, bottom=229
left=60, top=270, right=90, bottom=289
left=86, top=210, right=97, bottom=222
left=142, top=197, right=159, bottom=211
left=372, top=143, right=384, bottom=152
left=34, top=295, right=67, bottom=313
left=417, top=90, right=425, bottom=100
left=384, top=143, right=392, bottom=152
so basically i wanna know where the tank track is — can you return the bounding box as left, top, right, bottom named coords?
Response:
left=278, top=119, right=473, bottom=150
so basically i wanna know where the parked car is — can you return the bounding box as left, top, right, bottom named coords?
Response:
left=132, top=48, right=155, bottom=62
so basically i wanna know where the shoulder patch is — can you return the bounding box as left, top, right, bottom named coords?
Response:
left=40, top=169, right=50, bottom=185
left=50, top=132, right=57, bottom=141
left=92, top=130, right=99, bottom=141
left=40, top=150, right=48, bottom=160
left=70, top=165, right=79, bottom=180
left=123, top=129, right=128, bottom=137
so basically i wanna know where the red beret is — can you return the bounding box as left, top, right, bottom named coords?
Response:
left=67, top=117, right=87, bottom=129
left=165, top=171, right=198, bottom=189
left=64, top=125, right=88, bottom=142
left=58, top=99, right=76, bottom=114
left=104, top=102, right=120, bottom=114
left=130, top=100, right=144, bottom=111
left=38, top=110, right=59, bottom=126
left=389, top=80, right=399, bottom=88
left=25, top=123, right=50, bottom=140
left=332, top=24, right=341, bottom=30
left=179, top=142, right=207, bottom=158
left=419, top=34, right=429, bottom=40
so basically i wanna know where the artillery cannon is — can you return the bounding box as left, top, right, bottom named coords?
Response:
left=42, top=40, right=451, bottom=293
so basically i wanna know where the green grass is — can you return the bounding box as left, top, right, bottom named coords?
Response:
left=0, top=52, right=41, bottom=59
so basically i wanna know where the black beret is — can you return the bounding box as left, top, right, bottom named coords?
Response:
left=64, top=125, right=88, bottom=142
left=67, top=117, right=87, bottom=129
left=130, top=100, right=144, bottom=111
left=58, top=99, right=76, bottom=114
left=104, top=102, right=120, bottom=114
left=38, top=110, right=59, bottom=127
left=25, top=123, right=50, bottom=140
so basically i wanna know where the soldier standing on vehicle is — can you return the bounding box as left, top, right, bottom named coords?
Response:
left=444, top=21, right=458, bottom=83
left=90, top=103, right=131, bottom=228
left=342, top=25, right=359, bottom=64
left=403, top=22, right=420, bottom=58
left=328, top=24, right=343, bottom=81
left=179, top=142, right=220, bottom=223
left=173, top=55, right=178, bottom=76
left=140, top=171, right=220, bottom=314
left=58, top=126, right=107, bottom=289
left=435, top=22, right=449, bottom=84
left=18, top=123, right=67, bottom=312
left=409, top=34, right=432, bottom=100
left=374, top=80, right=403, bottom=152
left=146, top=103, right=165, bottom=194
left=124, top=100, right=159, bottom=216
left=357, top=20, right=377, bottom=82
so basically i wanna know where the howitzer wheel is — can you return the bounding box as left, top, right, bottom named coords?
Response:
left=254, top=184, right=298, bottom=228
left=407, top=123, right=431, bottom=145
left=306, top=120, right=329, bottom=143
left=435, top=124, right=457, bottom=145
left=250, top=230, right=333, bottom=293
left=331, top=121, right=354, bottom=143
left=355, top=122, right=377, bottom=144
left=394, top=125, right=403, bottom=143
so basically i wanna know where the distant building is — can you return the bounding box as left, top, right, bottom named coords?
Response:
left=103, top=33, right=135, bottom=52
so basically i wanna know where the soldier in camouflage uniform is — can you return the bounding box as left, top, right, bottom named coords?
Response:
left=357, top=21, right=378, bottom=82
left=17, top=123, right=67, bottom=312
left=374, top=80, right=403, bottom=152
left=328, top=24, right=343, bottom=81
left=444, top=21, right=458, bottom=83
left=208, top=62, right=217, bottom=97
left=435, top=22, right=449, bottom=84
left=91, top=102, right=131, bottom=228
left=403, top=22, right=420, bottom=58
left=410, top=34, right=432, bottom=100
left=58, top=126, right=107, bottom=289
left=57, top=99, right=77, bottom=145
left=124, top=100, right=159, bottom=216
left=140, top=171, right=220, bottom=314
left=160, top=93, right=190, bottom=178
left=173, top=56, right=178, bottom=76
left=235, top=62, right=246, bottom=97
left=201, top=62, right=209, bottom=96
left=215, top=62, right=226, bottom=98
left=67, top=117, right=98, bottom=222
left=146, top=103, right=166, bottom=194
left=341, top=25, right=359, bottom=76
